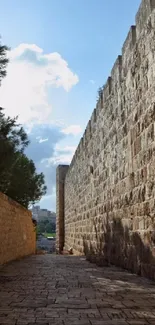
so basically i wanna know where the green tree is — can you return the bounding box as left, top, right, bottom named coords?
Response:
left=1, top=151, right=47, bottom=208
left=37, top=223, right=45, bottom=234
left=0, top=110, right=47, bottom=208
left=0, top=107, right=30, bottom=195
left=0, top=38, right=47, bottom=208
left=0, top=107, right=29, bottom=179
left=37, top=218, right=56, bottom=234
left=45, top=222, right=54, bottom=234
left=0, top=38, right=9, bottom=84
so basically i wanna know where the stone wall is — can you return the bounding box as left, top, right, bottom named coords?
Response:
left=56, top=165, right=69, bottom=253
left=0, top=192, right=36, bottom=265
left=56, top=0, right=155, bottom=279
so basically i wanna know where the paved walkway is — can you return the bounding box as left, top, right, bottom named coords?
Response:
left=0, top=255, right=155, bottom=325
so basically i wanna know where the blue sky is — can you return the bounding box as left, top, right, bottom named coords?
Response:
left=0, top=0, right=140, bottom=211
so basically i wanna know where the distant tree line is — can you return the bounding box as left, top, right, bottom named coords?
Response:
left=37, top=218, right=56, bottom=234
left=0, top=37, right=47, bottom=208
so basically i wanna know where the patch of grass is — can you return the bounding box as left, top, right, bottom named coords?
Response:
left=43, top=232, right=56, bottom=238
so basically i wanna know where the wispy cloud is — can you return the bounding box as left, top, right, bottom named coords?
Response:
left=61, top=125, right=82, bottom=136
left=39, top=138, right=49, bottom=143
left=89, top=79, right=95, bottom=85
left=41, top=144, right=76, bottom=166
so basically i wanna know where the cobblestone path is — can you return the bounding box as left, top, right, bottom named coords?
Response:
left=0, top=255, right=155, bottom=325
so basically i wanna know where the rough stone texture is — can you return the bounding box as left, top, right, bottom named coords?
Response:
left=56, top=0, right=155, bottom=279
left=0, top=255, right=155, bottom=324
left=56, top=165, right=69, bottom=253
left=0, top=192, right=36, bottom=264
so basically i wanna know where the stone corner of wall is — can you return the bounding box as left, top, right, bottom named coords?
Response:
left=56, top=164, right=70, bottom=182
left=0, top=191, right=31, bottom=214
left=102, top=77, right=112, bottom=103
left=82, top=120, right=91, bottom=146
left=91, top=108, right=97, bottom=125
left=135, top=0, right=155, bottom=38
left=122, top=25, right=136, bottom=56
left=77, top=137, right=84, bottom=156
left=56, top=164, right=69, bottom=171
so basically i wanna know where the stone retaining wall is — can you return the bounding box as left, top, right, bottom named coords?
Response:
left=0, top=192, right=36, bottom=264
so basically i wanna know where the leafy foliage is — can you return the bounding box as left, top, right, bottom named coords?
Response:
left=0, top=107, right=29, bottom=176
left=0, top=38, right=9, bottom=84
left=37, top=218, right=56, bottom=234
left=0, top=109, right=47, bottom=207
left=0, top=38, right=47, bottom=208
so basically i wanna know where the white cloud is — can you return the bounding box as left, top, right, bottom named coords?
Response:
left=90, top=79, right=95, bottom=84
left=48, top=154, right=72, bottom=165
left=55, top=144, right=76, bottom=152
left=40, top=194, right=55, bottom=201
left=41, top=145, right=76, bottom=166
left=39, top=138, right=48, bottom=143
left=0, top=43, right=79, bottom=125
left=36, top=136, right=49, bottom=143
left=40, top=191, right=56, bottom=211
left=62, top=125, right=82, bottom=135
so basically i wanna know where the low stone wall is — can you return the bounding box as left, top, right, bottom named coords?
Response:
left=0, top=192, right=36, bottom=265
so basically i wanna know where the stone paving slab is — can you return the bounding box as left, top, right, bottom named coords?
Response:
left=0, top=255, right=155, bottom=324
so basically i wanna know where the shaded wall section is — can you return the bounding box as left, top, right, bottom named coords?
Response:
left=55, top=0, right=155, bottom=279
left=0, top=192, right=36, bottom=264
left=56, top=165, right=69, bottom=253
